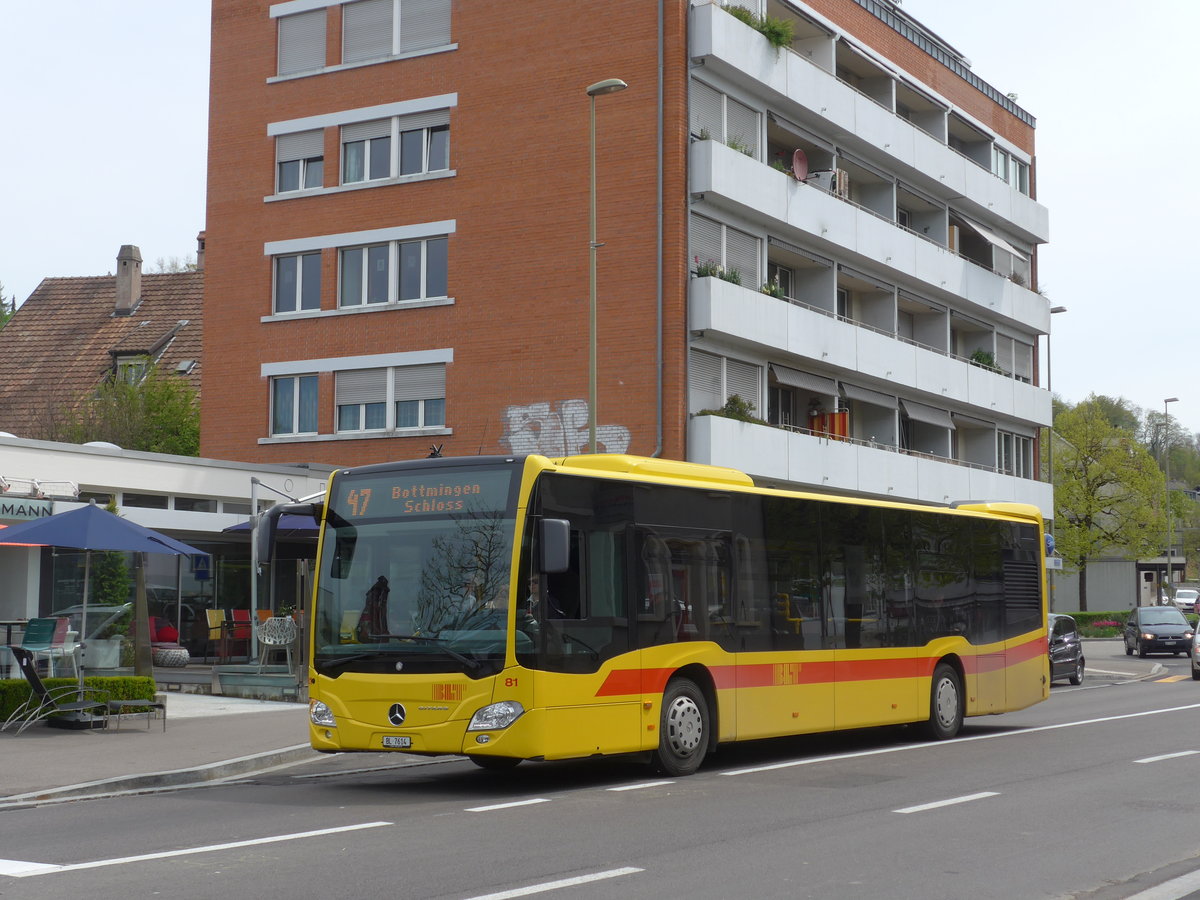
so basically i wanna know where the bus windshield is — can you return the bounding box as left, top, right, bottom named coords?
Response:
left=311, top=462, right=520, bottom=678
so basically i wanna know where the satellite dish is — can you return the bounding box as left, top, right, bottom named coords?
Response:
left=792, top=148, right=809, bottom=181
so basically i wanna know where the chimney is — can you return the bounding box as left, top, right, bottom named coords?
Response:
left=115, top=245, right=142, bottom=316
left=196, top=231, right=205, bottom=272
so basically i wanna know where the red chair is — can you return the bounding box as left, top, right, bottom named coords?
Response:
left=229, top=609, right=252, bottom=661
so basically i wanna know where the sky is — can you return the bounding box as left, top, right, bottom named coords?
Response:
left=2, top=2, right=1197, bottom=435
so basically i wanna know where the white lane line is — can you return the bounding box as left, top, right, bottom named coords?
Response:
left=1124, top=867, right=1200, bottom=899
left=3, top=821, right=392, bottom=879
left=894, top=791, right=999, bottom=814
left=466, top=798, right=551, bottom=812
left=722, top=701, right=1200, bottom=776
left=607, top=781, right=675, bottom=792
left=1134, top=750, right=1200, bottom=764
left=464, top=866, right=643, bottom=899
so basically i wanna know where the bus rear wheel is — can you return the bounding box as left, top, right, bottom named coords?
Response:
left=924, top=663, right=963, bottom=740
left=468, top=755, right=521, bottom=770
left=652, top=678, right=709, bottom=776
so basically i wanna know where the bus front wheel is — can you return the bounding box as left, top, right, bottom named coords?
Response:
left=652, top=678, right=709, bottom=776
left=925, top=663, right=963, bottom=740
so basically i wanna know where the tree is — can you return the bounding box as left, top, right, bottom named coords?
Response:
left=1053, top=397, right=1165, bottom=611
left=147, top=255, right=198, bottom=273
left=57, top=359, right=200, bottom=455
left=0, top=282, right=13, bottom=329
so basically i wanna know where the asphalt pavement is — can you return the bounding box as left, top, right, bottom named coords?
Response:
left=0, top=639, right=1164, bottom=808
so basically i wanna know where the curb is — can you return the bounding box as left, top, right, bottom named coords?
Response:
left=0, top=744, right=321, bottom=809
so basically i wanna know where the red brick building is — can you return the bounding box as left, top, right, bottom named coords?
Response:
left=204, top=1, right=1052, bottom=513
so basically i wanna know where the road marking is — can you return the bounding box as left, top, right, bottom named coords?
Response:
left=1134, top=750, right=1200, bottom=764
left=1124, top=867, right=1200, bottom=899
left=1154, top=675, right=1188, bottom=683
left=607, top=781, right=674, bottom=792
left=894, top=791, right=999, bottom=814
left=466, top=798, right=551, bottom=812
left=1, top=821, right=392, bottom=878
left=721, top=701, right=1200, bottom=776
left=463, top=866, right=643, bottom=899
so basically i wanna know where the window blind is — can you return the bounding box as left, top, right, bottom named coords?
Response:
left=725, top=226, right=760, bottom=286
left=277, top=129, right=324, bottom=163
left=399, top=0, right=451, bottom=53
left=725, top=97, right=760, bottom=158
left=278, top=9, right=326, bottom=76
left=336, top=368, right=387, bottom=405
left=726, top=358, right=761, bottom=410
left=690, top=214, right=722, bottom=271
left=393, top=363, right=445, bottom=401
left=690, top=80, right=723, bottom=139
left=342, top=118, right=391, bottom=143
left=343, top=0, right=392, bottom=63
left=689, top=349, right=722, bottom=412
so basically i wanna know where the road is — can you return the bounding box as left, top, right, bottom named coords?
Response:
left=5, top=646, right=1200, bottom=900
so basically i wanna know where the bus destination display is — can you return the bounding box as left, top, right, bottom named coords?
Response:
left=335, top=468, right=514, bottom=518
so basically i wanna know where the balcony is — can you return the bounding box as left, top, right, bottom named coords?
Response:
left=689, top=275, right=1052, bottom=427
left=689, top=413, right=1053, bottom=516
left=691, top=139, right=1050, bottom=334
left=689, top=2, right=1049, bottom=245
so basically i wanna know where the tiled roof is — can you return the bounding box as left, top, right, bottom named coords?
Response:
left=0, top=271, right=203, bottom=439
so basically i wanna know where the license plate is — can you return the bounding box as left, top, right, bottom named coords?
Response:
left=1164, top=641, right=1177, bottom=646
left=382, top=736, right=412, bottom=749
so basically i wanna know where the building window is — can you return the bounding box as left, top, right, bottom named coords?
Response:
left=341, top=111, right=451, bottom=185
left=400, top=123, right=450, bottom=175
left=272, top=375, right=319, bottom=435
left=274, top=252, right=322, bottom=313
left=342, top=0, right=452, bottom=64
left=342, top=119, right=391, bottom=183
left=277, top=9, right=326, bottom=77
left=339, top=237, right=447, bottom=306
left=766, top=262, right=793, bottom=300
left=689, top=349, right=761, bottom=415
left=998, top=431, right=1033, bottom=478
left=114, top=355, right=150, bottom=384
left=689, top=79, right=760, bottom=159
left=123, top=492, right=169, bottom=510
left=340, top=244, right=391, bottom=306
left=335, top=364, right=446, bottom=433
left=276, top=130, right=324, bottom=192
left=768, top=384, right=794, bottom=427
left=176, top=497, right=217, bottom=513
left=690, top=213, right=761, bottom=286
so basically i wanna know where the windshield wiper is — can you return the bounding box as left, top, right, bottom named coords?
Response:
left=372, top=633, right=481, bottom=671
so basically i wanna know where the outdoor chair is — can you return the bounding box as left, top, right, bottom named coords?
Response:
left=34, top=619, right=79, bottom=677
left=255, top=615, right=298, bottom=674
left=1, top=647, right=106, bottom=735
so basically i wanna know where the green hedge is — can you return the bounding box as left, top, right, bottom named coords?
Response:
left=0, top=676, right=156, bottom=722
left=1066, top=609, right=1198, bottom=638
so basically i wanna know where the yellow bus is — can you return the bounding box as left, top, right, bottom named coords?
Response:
left=266, top=453, right=1048, bottom=775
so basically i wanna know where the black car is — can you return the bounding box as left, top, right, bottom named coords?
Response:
left=1123, top=606, right=1195, bottom=658
left=1048, top=613, right=1085, bottom=685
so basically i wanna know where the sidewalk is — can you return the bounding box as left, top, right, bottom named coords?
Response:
left=0, top=692, right=320, bottom=808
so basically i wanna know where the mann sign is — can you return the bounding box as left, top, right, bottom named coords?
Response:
left=0, top=497, right=54, bottom=522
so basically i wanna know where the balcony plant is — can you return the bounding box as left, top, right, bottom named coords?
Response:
left=969, top=349, right=1000, bottom=373
left=693, top=256, right=742, bottom=286
left=696, top=394, right=767, bottom=425
left=723, top=5, right=794, bottom=52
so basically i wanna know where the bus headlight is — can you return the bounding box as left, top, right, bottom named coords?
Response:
left=467, top=700, right=525, bottom=732
left=309, top=700, right=336, bottom=727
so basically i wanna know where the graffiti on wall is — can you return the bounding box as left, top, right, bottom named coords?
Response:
left=501, top=399, right=631, bottom=456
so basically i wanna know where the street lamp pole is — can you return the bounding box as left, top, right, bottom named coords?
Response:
left=586, top=78, right=627, bottom=454
left=1164, top=396, right=1179, bottom=603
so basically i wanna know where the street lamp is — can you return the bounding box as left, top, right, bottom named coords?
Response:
left=1164, top=396, right=1179, bottom=603
left=586, top=77, right=628, bottom=454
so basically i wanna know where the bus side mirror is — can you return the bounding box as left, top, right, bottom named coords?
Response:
left=539, top=518, right=570, bottom=574
left=255, top=501, right=321, bottom=568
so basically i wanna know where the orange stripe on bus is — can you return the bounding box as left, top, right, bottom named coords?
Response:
left=594, top=636, right=1047, bottom=698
